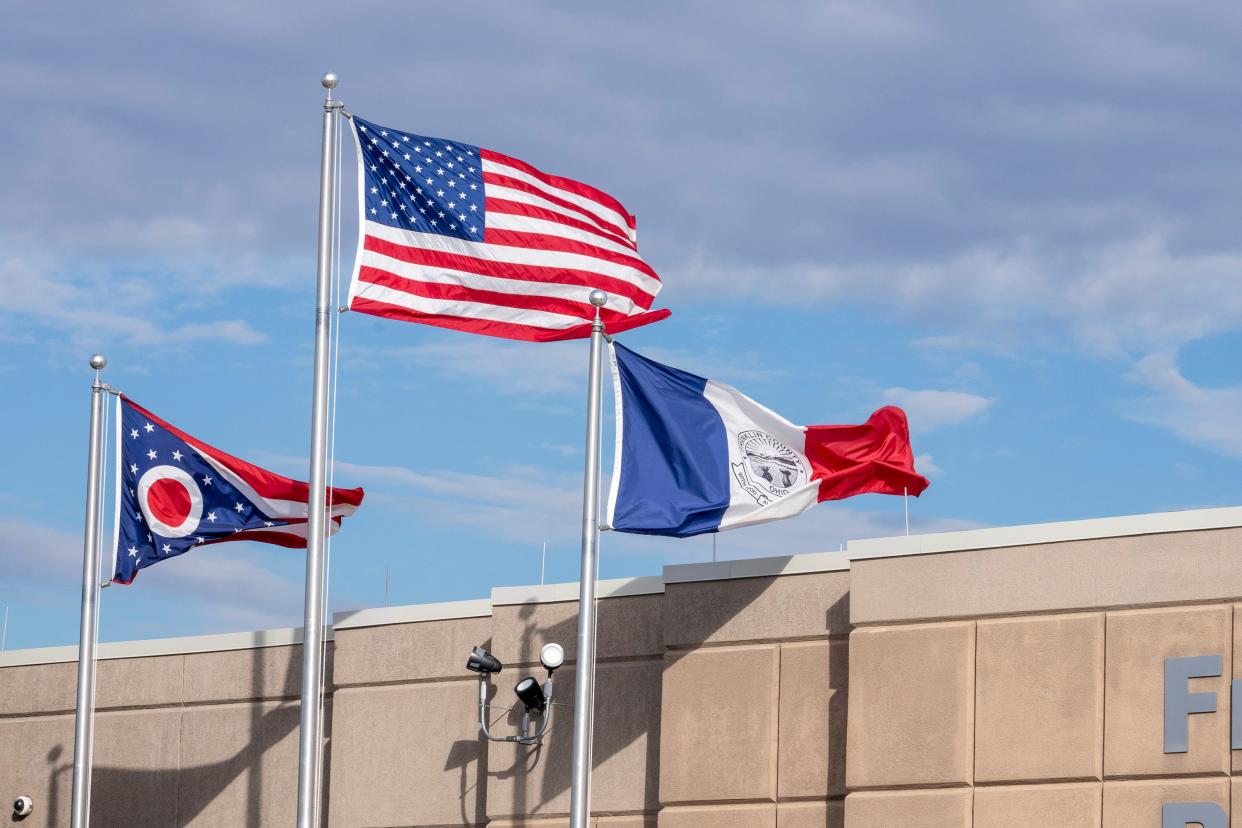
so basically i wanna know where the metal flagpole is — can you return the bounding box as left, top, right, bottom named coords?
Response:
left=296, top=72, right=342, bottom=828
left=569, top=290, right=608, bottom=828
left=903, top=486, right=909, bottom=536
left=70, top=353, right=108, bottom=828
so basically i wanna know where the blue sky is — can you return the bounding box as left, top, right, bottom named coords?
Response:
left=2, top=1, right=1240, bottom=649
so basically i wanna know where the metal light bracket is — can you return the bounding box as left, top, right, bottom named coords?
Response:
left=477, top=673, right=556, bottom=746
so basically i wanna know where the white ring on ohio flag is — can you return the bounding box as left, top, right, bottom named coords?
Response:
left=137, top=464, right=204, bottom=538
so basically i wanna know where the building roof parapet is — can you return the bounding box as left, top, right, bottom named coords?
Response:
left=3, top=506, right=1238, bottom=665
left=847, top=505, right=1242, bottom=561
left=491, top=575, right=664, bottom=606
left=662, top=550, right=850, bottom=584
left=0, top=625, right=319, bottom=667
left=332, top=597, right=493, bottom=630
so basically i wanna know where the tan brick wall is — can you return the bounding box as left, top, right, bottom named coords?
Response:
left=0, top=644, right=311, bottom=827
left=3, top=523, right=1240, bottom=826
left=845, top=525, right=1242, bottom=827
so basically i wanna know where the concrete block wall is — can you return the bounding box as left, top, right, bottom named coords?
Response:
left=2, top=506, right=1240, bottom=826
left=0, top=633, right=315, bottom=827
left=656, top=566, right=849, bottom=828
left=844, top=524, right=1242, bottom=828
left=325, top=559, right=853, bottom=827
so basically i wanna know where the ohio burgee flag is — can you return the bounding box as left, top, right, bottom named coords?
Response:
left=111, top=396, right=365, bottom=584
left=605, top=344, right=929, bottom=537
left=346, top=115, right=669, bottom=341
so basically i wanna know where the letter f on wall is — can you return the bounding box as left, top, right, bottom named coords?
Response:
left=1164, top=656, right=1222, bottom=754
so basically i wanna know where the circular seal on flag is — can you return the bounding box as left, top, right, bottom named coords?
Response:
left=137, top=465, right=204, bottom=538
left=734, top=430, right=806, bottom=503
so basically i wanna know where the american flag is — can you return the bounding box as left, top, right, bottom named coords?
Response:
left=346, top=115, right=669, bottom=341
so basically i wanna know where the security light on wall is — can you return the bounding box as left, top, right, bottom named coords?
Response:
left=13, top=796, right=33, bottom=818
left=468, top=643, right=563, bottom=745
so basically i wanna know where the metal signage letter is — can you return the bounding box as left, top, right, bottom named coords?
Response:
left=1233, top=679, right=1242, bottom=750
left=1163, top=802, right=1226, bottom=828
left=1164, top=656, right=1222, bottom=754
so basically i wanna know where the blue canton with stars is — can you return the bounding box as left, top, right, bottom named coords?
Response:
left=113, top=398, right=287, bottom=585
left=353, top=115, right=486, bottom=240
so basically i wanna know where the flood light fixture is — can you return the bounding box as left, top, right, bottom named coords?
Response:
left=539, top=642, right=565, bottom=673
left=466, top=646, right=502, bottom=675
left=468, top=642, right=563, bottom=745
left=514, top=676, right=547, bottom=712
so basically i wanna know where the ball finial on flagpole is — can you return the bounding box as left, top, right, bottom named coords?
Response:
left=321, top=72, right=338, bottom=90
left=588, top=289, right=608, bottom=308
left=89, top=354, right=107, bottom=371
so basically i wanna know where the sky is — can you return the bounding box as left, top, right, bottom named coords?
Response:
left=2, top=1, right=1240, bottom=650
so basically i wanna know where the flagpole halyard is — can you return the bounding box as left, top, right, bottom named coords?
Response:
left=296, top=72, right=342, bottom=828
left=70, top=353, right=108, bottom=828
left=569, top=289, right=608, bottom=828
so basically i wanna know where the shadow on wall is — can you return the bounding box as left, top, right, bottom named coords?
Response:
left=444, top=561, right=838, bottom=822
left=444, top=635, right=494, bottom=826
left=35, top=557, right=845, bottom=824
left=38, top=644, right=307, bottom=827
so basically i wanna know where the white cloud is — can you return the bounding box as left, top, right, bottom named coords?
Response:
left=169, top=320, right=269, bottom=346
left=915, top=453, right=943, bottom=478
left=0, top=256, right=267, bottom=350
left=349, top=337, right=780, bottom=398
left=883, top=387, right=994, bottom=432
left=1125, top=353, right=1242, bottom=458
left=538, top=442, right=580, bottom=458
left=638, top=346, right=780, bottom=386
left=358, top=339, right=584, bottom=396
left=678, top=233, right=1242, bottom=358
left=4, top=2, right=1242, bottom=367
left=313, top=456, right=979, bottom=561
left=0, top=516, right=301, bottom=631
left=255, top=452, right=586, bottom=547
left=612, top=501, right=983, bottom=563
left=329, top=458, right=582, bottom=545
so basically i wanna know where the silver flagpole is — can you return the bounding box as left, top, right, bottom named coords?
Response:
left=569, top=290, right=608, bottom=828
left=70, top=353, right=108, bottom=828
left=296, top=72, right=342, bottom=828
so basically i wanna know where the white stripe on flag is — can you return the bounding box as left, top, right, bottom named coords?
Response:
left=485, top=212, right=646, bottom=260
left=361, top=222, right=662, bottom=296
left=359, top=248, right=646, bottom=316
left=351, top=281, right=585, bottom=329
left=485, top=183, right=636, bottom=249
left=197, top=452, right=359, bottom=521
left=483, top=159, right=635, bottom=242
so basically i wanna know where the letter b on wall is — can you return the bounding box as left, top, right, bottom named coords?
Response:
left=1164, top=802, right=1227, bottom=828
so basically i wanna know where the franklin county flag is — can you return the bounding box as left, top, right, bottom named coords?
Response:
left=605, top=343, right=929, bottom=537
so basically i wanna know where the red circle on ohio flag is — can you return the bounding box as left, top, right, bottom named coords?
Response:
left=148, top=478, right=192, bottom=526
left=137, top=465, right=204, bottom=538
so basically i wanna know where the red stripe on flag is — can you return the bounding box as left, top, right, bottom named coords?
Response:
left=358, top=266, right=602, bottom=320
left=483, top=172, right=633, bottom=242
left=481, top=228, right=660, bottom=282
left=481, top=149, right=636, bottom=232
left=804, top=406, right=930, bottom=502
left=196, top=517, right=343, bottom=551
left=350, top=297, right=670, bottom=342
left=486, top=197, right=638, bottom=252
left=362, top=235, right=657, bottom=309
left=486, top=198, right=640, bottom=253
left=120, top=397, right=366, bottom=508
